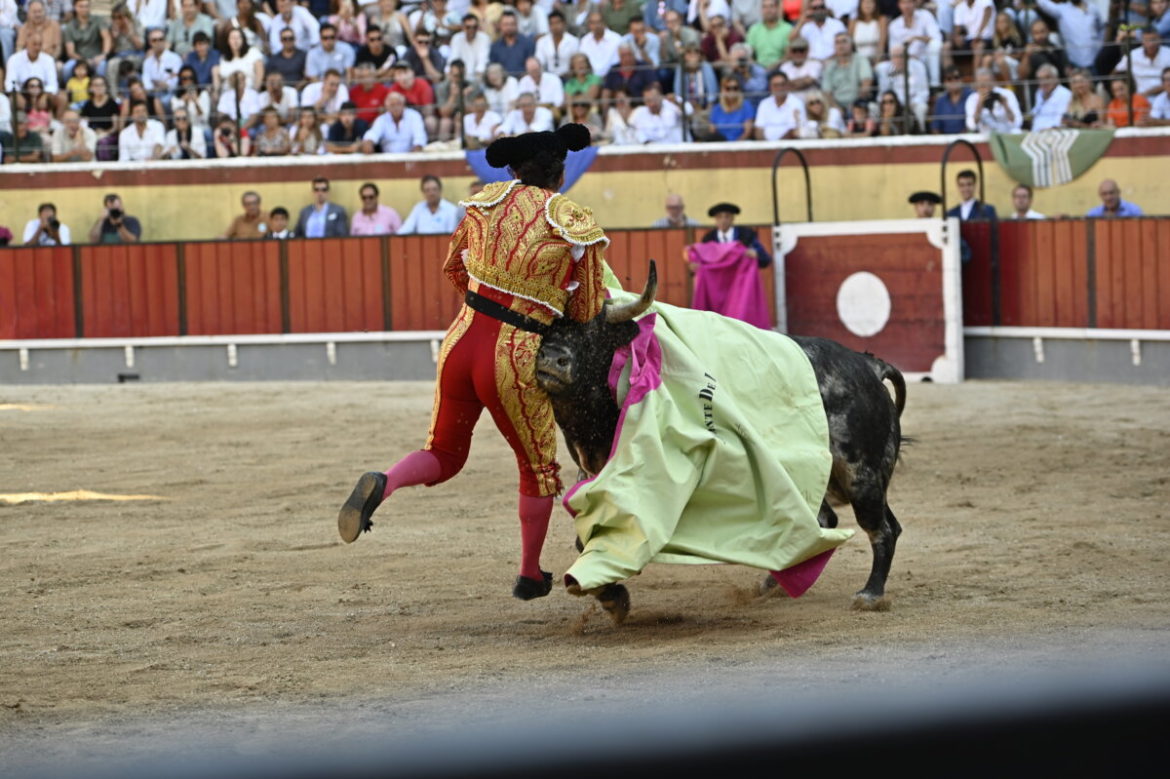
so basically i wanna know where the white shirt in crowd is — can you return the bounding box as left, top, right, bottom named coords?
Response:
left=1114, top=45, right=1170, bottom=95
left=630, top=99, right=684, bottom=144
left=266, top=5, right=321, bottom=52
left=498, top=106, right=556, bottom=136
left=1012, top=209, right=1045, bottom=220
left=534, top=32, right=579, bottom=77
left=217, top=87, right=262, bottom=124
left=363, top=107, right=428, bottom=152
left=164, top=126, right=208, bottom=159
left=398, top=198, right=460, bottom=235
left=23, top=219, right=72, bottom=245
left=887, top=8, right=942, bottom=62
left=118, top=118, right=167, bottom=161
left=755, top=94, right=808, bottom=140
left=965, top=87, right=1023, bottom=133
left=464, top=109, right=503, bottom=144
left=134, top=0, right=169, bottom=31
left=1030, top=84, right=1072, bottom=131
left=516, top=71, right=565, bottom=109
left=5, top=49, right=60, bottom=93
left=299, top=82, right=350, bottom=114
left=795, top=17, right=847, bottom=60
left=577, top=27, right=622, bottom=76
left=875, top=58, right=930, bottom=111
left=1150, top=92, right=1170, bottom=121
left=449, top=30, right=492, bottom=78
left=953, top=0, right=995, bottom=40
left=143, top=49, right=184, bottom=93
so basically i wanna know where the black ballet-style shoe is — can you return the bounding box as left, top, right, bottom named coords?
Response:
left=338, top=471, right=387, bottom=543
left=512, top=570, right=554, bottom=600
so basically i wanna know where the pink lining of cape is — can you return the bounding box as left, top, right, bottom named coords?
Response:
left=688, top=242, right=772, bottom=330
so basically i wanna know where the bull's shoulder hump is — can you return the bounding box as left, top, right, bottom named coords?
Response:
left=459, top=180, right=521, bottom=209
left=545, top=194, right=609, bottom=247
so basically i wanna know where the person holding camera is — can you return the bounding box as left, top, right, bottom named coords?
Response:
left=964, top=66, right=1022, bottom=132
left=88, top=193, right=142, bottom=244
left=23, top=203, right=72, bottom=246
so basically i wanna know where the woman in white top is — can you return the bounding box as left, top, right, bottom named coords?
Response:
left=215, top=28, right=265, bottom=93
left=163, top=107, right=208, bottom=159
left=482, top=63, right=519, bottom=117
left=798, top=90, right=847, bottom=138
left=173, top=65, right=212, bottom=130
left=848, top=0, right=887, bottom=63
left=604, top=88, right=639, bottom=145
left=216, top=71, right=262, bottom=125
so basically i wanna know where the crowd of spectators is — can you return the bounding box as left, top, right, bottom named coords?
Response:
left=1, top=0, right=1168, bottom=164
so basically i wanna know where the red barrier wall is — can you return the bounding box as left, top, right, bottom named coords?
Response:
left=80, top=244, right=180, bottom=338
left=185, top=241, right=282, bottom=335
left=0, top=246, right=75, bottom=339
left=1094, top=219, right=1170, bottom=331
left=288, top=237, right=385, bottom=333
left=387, top=235, right=461, bottom=331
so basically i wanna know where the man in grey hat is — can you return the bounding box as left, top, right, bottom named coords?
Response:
left=700, top=202, right=772, bottom=267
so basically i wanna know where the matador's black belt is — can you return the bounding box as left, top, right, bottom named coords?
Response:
left=465, top=290, right=551, bottom=336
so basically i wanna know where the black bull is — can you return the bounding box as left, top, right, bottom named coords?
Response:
left=534, top=262, right=906, bottom=623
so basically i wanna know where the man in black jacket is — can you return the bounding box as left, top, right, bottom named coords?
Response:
left=700, top=202, right=772, bottom=267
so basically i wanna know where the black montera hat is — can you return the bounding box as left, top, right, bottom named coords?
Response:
left=707, top=202, right=741, bottom=217
left=908, top=191, right=942, bottom=205
left=485, top=124, right=591, bottom=169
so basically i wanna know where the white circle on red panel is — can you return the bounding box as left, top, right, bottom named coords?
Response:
left=836, top=272, right=891, bottom=337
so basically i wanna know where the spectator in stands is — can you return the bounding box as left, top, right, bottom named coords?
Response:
left=307, top=22, right=356, bottom=83
left=388, top=61, right=435, bottom=135
left=629, top=81, right=684, bottom=143
left=63, top=60, right=94, bottom=111
left=908, top=190, right=942, bottom=218
left=23, top=203, right=70, bottom=245
left=351, top=182, right=403, bottom=236
left=217, top=0, right=268, bottom=55
left=89, top=193, right=142, bottom=243
left=674, top=43, right=719, bottom=110
left=463, top=91, right=503, bottom=148
left=1087, top=178, right=1143, bottom=217
left=362, top=91, right=427, bottom=152
left=301, top=68, right=350, bottom=127
left=511, top=57, right=560, bottom=118
left=1062, top=67, right=1104, bottom=127
left=1115, top=26, right=1170, bottom=98
left=107, top=4, right=145, bottom=91
left=403, top=28, right=446, bottom=84
left=348, top=62, right=390, bottom=124
left=118, top=100, right=166, bottom=161
left=163, top=106, right=207, bottom=158
left=143, top=27, right=183, bottom=103
left=965, top=67, right=1022, bottom=133
left=435, top=59, right=476, bottom=142
left=642, top=0, right=686, bottom=32
left=482, top=62, right=520, bottom=116
left=289, top=106, right=325, bottom=154
left=16, top=78, right=55, bottom=144
left=848, top=0, right=886, bottom=63
left=701, top=14, right=744, bottom=66
left=821, top=31, right=872, bottom=110
left=946, top=0, right=995, bottom=69
left=564, top=51, right=603, bottom=104
left=268, top=0, right=321, bottom=53
left=701, top=201, right=771, bottom=266
left=1008, top=184, right=1044, bottom=219
left=254, top=105, right=293, bottom=155
left=496, top=90, right=556, bottom=136
left=1153, top=0, right=1170, bottom=37
left=876, top=43, right=929, bottom=129
left=368, top=0, right=413, bottom=53
left=792, top=0, right=846, bottom=62
left=651, top=193, right=699, bottom=227
left=799, top=88, right=846, bottom=136
left=296, top=176, right=349, bottom=237
left=982, top=10, right=1024, bottom=86
left=1017, top=18, right=1067, bottom=102
left=659, top=8, right=700, bottom=75
left=536, top=10, right=580, bottom=77
left=580, top=10, right=623, bottom=76
left=623, top=15, right=661, bottom=67
left=844, top=97, right=876, bottom=135
left=1028, top=63, right=1072, bottom=130
left=450, top=13, right=491, bottom=80
left=755, top=70, right=806, bottom=140
left=168, top=0, right=215, bottom=59
left=1105, top=76, right=1151, bottom=127
left=467, top=0, right=504, bottom=39
left=6, top=112, right=45, bottom=163
left=329, top=0, right=368, bottom=49
left=217, top=27, right=265, bottom=91
left=5, top=33, right=59, bottom=96
left=266, top=26, right=309, bottom=88
left=947, top=169, right=997, bottom=221
left=63, top=0, right=112, bottom=80
left=604, top=88, right=639, bottom=144
left=560, top=95, right=605, bottom=142
left=118, top=78, right=165, bottom=126
left=603, top=0, right=641, bottom=34
left=351, top=24, right=397, bottom=81
left=489, top=10, right=535, bottom=77
left=16, top=2, right=62, bottom=62
left=747, top=0, right=792, bottom=69
left=602, top=43, right=657, bottom=102
left=321, top=100, right=367, bottom=153
left=222, top=191, right=267, bottom=239
left=81, top=75, right=120, bottom=160
left=257, top=71, right=300, bottom=127
left=214, top=115, right=252, bottom=156
left=0, top=0, right=16, bottom=65
left=1145, top=67, right=1170, bottom=125
left=398, top=174, right=459, bottom=235
left=51, top=108, right=97, bottom=162
left=887, top=0, right=942, bottom=88
left=512, top=0, right=550, bottom=39
left=218, top=70, right=262, bottom=126
left=1033, top=0, right=1104, bottom=72
left=927, top=66, right=968, bottom=133
left=134, top=0, right=168, bottom=38
left=266, top=207, right=293, bottom=239
left=185, top=31, right=220, bottom=88
left=778, top=37, right=823, bottom=100
left=727, top=42, right=768, bottom=105
left=874, top=89, right=919, bottom=134
left=710, top=72, right=755, bottom=140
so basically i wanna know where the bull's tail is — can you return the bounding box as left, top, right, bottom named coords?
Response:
left=867, top=355, right=906, bottom=417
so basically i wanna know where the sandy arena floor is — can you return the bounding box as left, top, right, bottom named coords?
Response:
left=1, top=379, right=1168, bottom=772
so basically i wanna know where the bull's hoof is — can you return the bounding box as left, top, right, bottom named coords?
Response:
left=513, top=570, right=554, bottom=601
left=851, top=592, right=892, bottom=612
left=596, top=583, right=630, bottom=625
left=338, top=471, right=387, bottom=543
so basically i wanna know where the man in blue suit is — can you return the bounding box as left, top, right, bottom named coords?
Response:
left=700, top=202, right=773, bottom=268
left=945, top=169, right=998, bottom=221
left=295, top=176, right=350, bottom=238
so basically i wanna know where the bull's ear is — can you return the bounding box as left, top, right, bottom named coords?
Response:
left=605, top=260, right=657, bottom=324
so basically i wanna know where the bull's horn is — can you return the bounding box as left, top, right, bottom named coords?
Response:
left=605, top=260, right=657, bottom=323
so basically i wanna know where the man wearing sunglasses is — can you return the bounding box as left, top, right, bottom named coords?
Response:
left=266, top=0, right=320, bottom=53
left=306, top=22, right=355, bottom=83
left=450, top=12, right=491, bottom=79
left=265, top=28, right=308, bottom=87
left=352, top=27, right=397, bottom=82
left=295, top=177, right=350, bottom=239
left=143, top=28, right=183, bottom=98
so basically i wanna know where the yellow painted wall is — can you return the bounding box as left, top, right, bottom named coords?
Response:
left=1, top=153, right=1164, bottom=243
